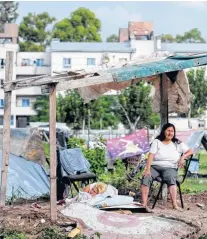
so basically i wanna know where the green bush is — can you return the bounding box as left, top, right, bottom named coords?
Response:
left=67, top=137, right=86, bottom=149
left=82, top=147, right=106, bottom=175
left=37, top=227, right=66, bottom=239
left=199, top=234, right=207, bottom=239
left=67, top=137, right=107, bottom=176
left=2, top=229, right=27, bottom=239
left=74, top=232, right=101, bottom=239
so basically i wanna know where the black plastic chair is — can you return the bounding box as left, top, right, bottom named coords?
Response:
left=151, top=155, right=193, bottom=209
left=56, top=149, right=97, bottom=198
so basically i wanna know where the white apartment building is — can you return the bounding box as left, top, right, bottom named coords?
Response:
left=1, top=23, right=157, bottom=127
left=0, top=22, right=207, bottom=128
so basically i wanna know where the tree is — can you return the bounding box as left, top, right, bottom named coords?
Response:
left=106, top=34, right=118, bottom=42
left=88, top=96, right=119, bottom=129
left=31, top=91, right=119, bottom=130
left=52, top=7, right=101, bottom=42
left=0, top=1, right=18, bottom=28
left=19, top=12, right=56, bottom=51
left=187, top=68, right=207, bottom=117
left=116, top=82, right=159, bottom=132
left=161, top=28, right=206, bottom=43
left=161, top=34, right=175, bottom=43
left=61, top=91, right=119, bottom=130
left=175, top=28, right=206, bottom=43
left=19, top=42, right=45, bottom=52
left=30, top=95, right=49, bottom=122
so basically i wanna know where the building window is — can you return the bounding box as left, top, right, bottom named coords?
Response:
left=87, top=58, right=96, bottom=66
left=0, top=59, right=6, bottom=69
left=0, top=79, right=3, bottom=87
left=22, top=99, right=30, bottom=107
left=10, top=115, right=14, bottom=126
left=0, top=115, right=14, bottom=125
left=36, top=59, right=44, bottom=66
left=0, top=116, right=3, bottom=125
left=0, top=99, right=4, bottom=109
left=63, top=58, right=71, bottom=68
left=22, top=59, right=30, bottom=66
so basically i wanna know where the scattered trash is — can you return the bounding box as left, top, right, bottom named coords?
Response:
left=31, top=202, right=41, bottom=209
left=57, top=199, right=66, bottom=205
left=40, top=219, right=46, bottom=224
left=57, top=221, right=77, bottom=228
left=67, top=227, right=81, bottom=238
left=65, top=226, right=73, bottom=232
left=113, top=210, right=132, bottom=215
left=196, top=203, right=205, bottom=209
left=129, top=191, right=135, bottom=197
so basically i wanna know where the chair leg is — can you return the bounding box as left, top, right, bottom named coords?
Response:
left=72, top=181, right=80, bottom=193
left=177, top=182, right=184, bottom=208
left=68, top=182, right=73, bottom=198
left=152, top=182, right=163, bottom=209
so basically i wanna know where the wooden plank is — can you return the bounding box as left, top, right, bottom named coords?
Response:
left=160, top=73, right=168, bottom=128
left=49, top=84, right=57, bottom=222
left=0, top=51, right=13, bottom=205
left=56, top=73, right=114, bottom=91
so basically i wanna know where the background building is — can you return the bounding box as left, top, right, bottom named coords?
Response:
left=0, top=22, right=206, bottom=129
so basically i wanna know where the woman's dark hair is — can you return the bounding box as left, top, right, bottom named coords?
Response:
left=156, top=123, right=181, bottom=144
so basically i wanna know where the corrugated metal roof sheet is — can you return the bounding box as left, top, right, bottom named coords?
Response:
left=108, top=54, right=207, bottom=82
left=161, top=43, right=207, bottom=53
left=51, top=42, right=136, bottom=53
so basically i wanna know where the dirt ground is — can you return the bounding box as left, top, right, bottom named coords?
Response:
left=0, top=192, right=206, bottom=238
left=147, top=191, right=207, bottom=238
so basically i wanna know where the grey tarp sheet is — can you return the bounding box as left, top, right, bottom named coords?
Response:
left=0, top=150, right=50, bottom=199
left=59, top=148, right=90, bottom=176
left=177, top=130, right=207, bottom=153
left=186, top=130, right=207, bottom=153
left=0, top=128, right=46, bottom=165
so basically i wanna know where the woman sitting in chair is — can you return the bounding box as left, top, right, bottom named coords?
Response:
left=141, top=123, right=193, bottom=211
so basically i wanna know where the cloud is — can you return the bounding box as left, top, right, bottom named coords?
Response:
left=94, top=5, right=142, bottom=23
left=92, top=6, right=142, bottom=40
left=179, top=1, right=207, bottom=9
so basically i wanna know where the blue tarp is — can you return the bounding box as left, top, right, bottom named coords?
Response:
left=0, top=150, right=50, bottom=200
left=186, top=130, right=207, bottom=153
left=59, top=148, right=90, bottom=176
left=108, top=54, right=207, bottom=82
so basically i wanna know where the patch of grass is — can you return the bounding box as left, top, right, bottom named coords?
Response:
left=181, top=178, right=207, bottom=193
left=37, top=227, right=66, bottom=239
left=198, top=150, right=207, bottom=175
left=181, top=150, right=207, bottom=194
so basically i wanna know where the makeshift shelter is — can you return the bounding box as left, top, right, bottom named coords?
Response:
left=177, top=130, right=207, bottom=153
left=2, top=51, right=207, bottom=221
left=0, top=149, right=49, bottom=199
left=0, top=128, right=46, bottom=165
left=107, top=128, right=149, bottom=160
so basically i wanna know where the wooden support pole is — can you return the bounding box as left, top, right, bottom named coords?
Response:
left=160, top=73, right=168, bottom=128
left=49, top=84, right=57, bottom=222
left=0, top=51, right=13, bottom=205
left=159, top=73, right=169, bottom=202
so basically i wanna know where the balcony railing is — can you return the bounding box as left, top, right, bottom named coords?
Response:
left=16, top=65, right=51, bottom=75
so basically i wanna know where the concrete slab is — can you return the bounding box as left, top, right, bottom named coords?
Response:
left=61, top=203, right=197, bottom=239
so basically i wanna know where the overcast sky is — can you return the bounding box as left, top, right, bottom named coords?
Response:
left=17, top=1, right=207, bottom=41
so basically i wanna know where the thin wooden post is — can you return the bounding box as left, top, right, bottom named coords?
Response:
left=49, top=84, right=57, bottom=221
left=0, top=51, right=13, bottom=205
left=160, top=73, right=169, bottom=202
left=160, top=73, right=168, bottom=128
